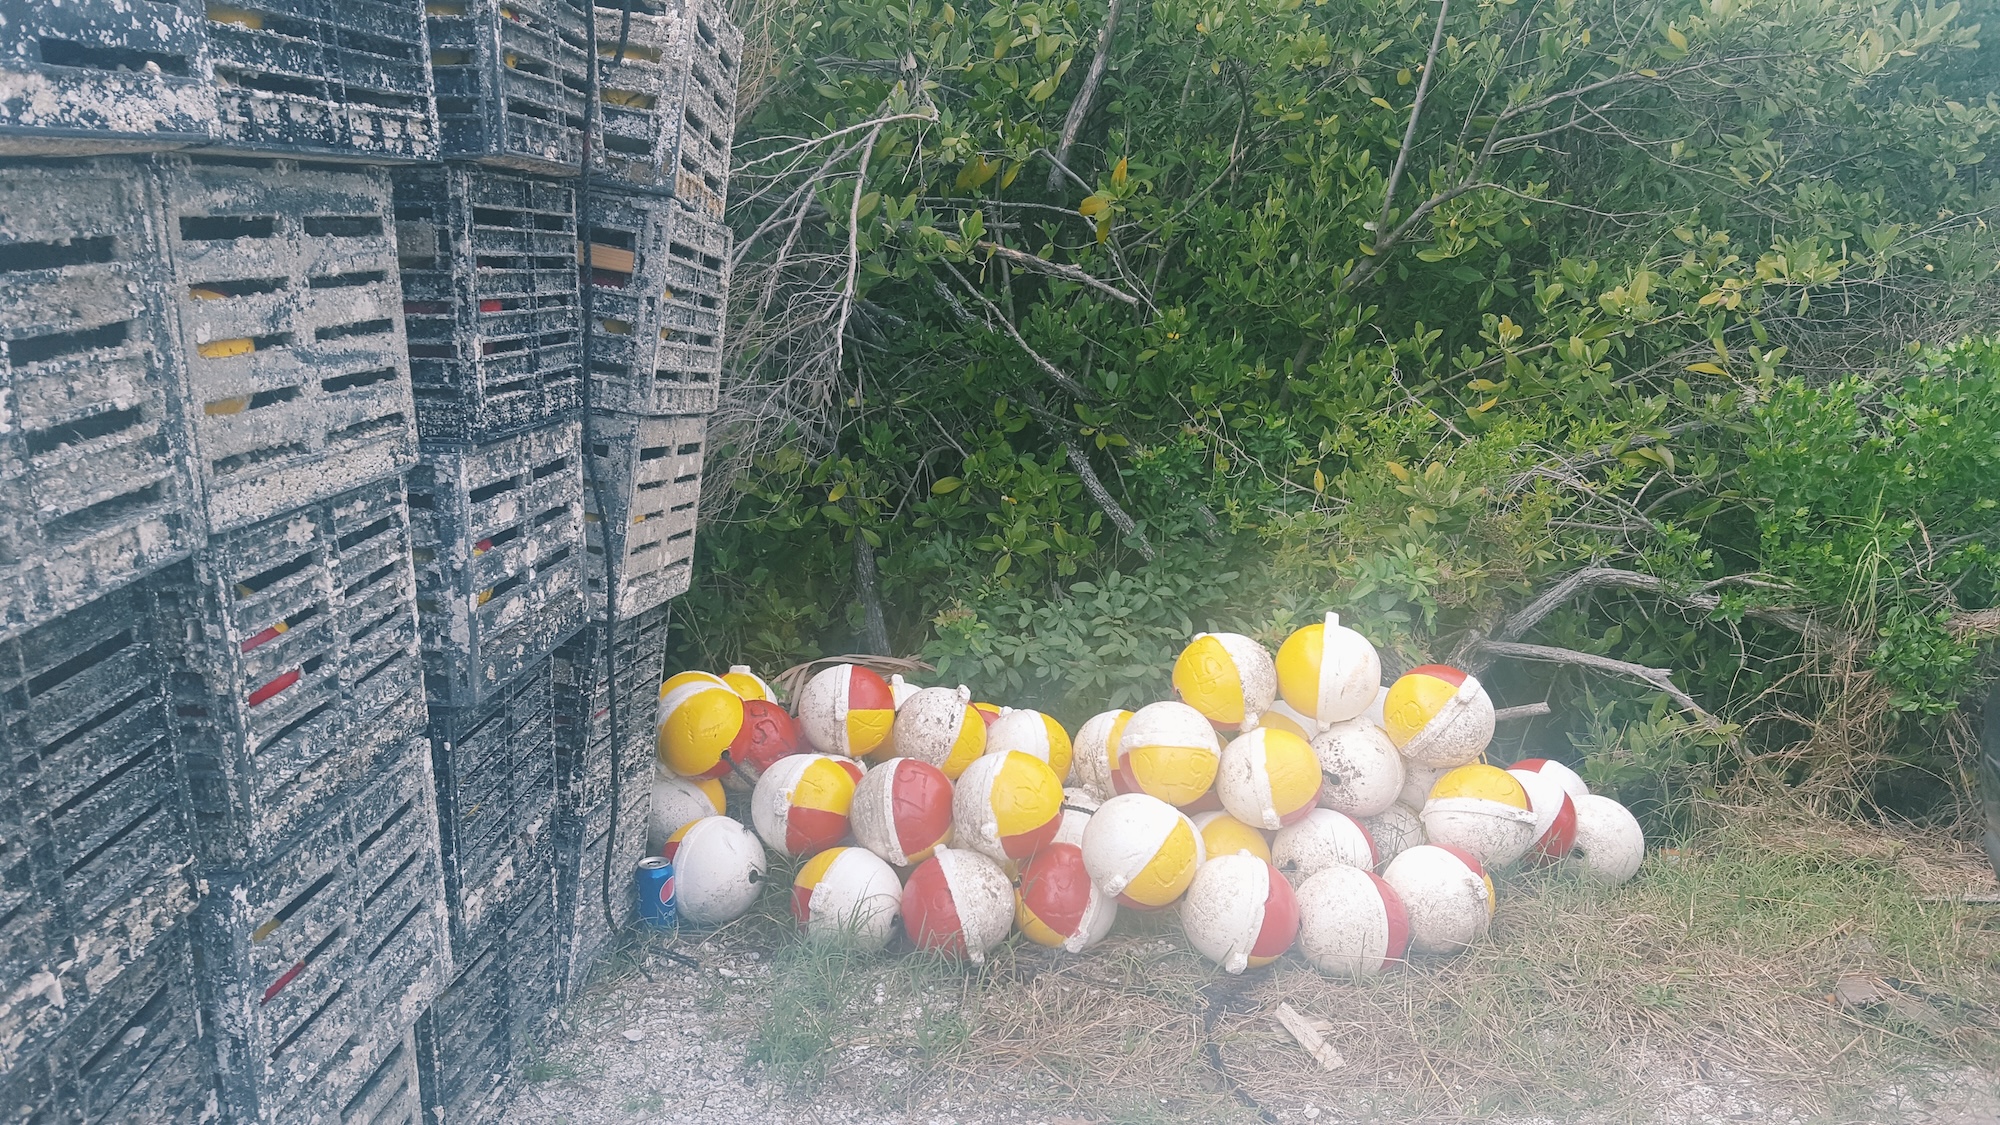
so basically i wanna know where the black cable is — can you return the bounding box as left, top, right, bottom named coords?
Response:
left=579, top=0, right=641, bottom=930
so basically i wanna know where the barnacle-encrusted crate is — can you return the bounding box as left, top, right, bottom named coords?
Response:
left=154, top=156, right=417, bottom=533
left=409, top=419, right=586, bottom=710
left=582, top=412, right=703, bottom=618
left=425, top=658, right=558, bottom=960
left=589, top=0, right=740, bottom=216
left=0, top=578, right=195, bottom=1091
left=0, top=159, right=193, bottom=639
left=582, top=190, right=728, bottom=416
left=0, top=1, right=219, bottom=154
left=155, top=478, right=425, bottom=866
left=191, top=734, right=447, bottom=1123
left=202, top=0, right=437, bottom=160
left=393, top=165, right=582, bottom=445
left=552, top=599, right=666, bottom=813
left=428, top=0, right=589, bottom=174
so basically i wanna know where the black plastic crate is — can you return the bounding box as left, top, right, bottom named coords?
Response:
left=590, top=0, right=739, bottom=217
left=552, top=600, right=667, bottom=812
left=428, top=0, right=590, bottom=174
left=154, top=156, right=417, bottom=533
left=203, top=0, right=438, bottom=160
left=0, top=159, right=194, bottom=640
left=554, top=779, right=647, bottom=1002
left=0, top=1, right=218, bottom=154
left=192, top=733, right=447, bottom=1125
left=583, top=191, right=727, bottom=415
left=583, top=411, right=703, bottom=618
left=408, top=419, right=586, bottom=709
left=504, top=879, right=563, bottom=1051
left=392, top=165, right=583, bottom=445
left=0, top=786, right=65, bottom=1088
left=191, top=812, right=360, bottom=1122
left=425, top=660, right=559, bottom=959
left=334, top=1027, right=422, bottom=1125
left=415, top=942, right=512, bottom=1125
left=157, top=479, right=425, bottom=866
left=45, top=925, right=216, bottom=1125
left=1, top=581, right=197, bottom=1021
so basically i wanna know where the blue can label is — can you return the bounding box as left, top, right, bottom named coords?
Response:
left=635, top=856, right=677, bottom=929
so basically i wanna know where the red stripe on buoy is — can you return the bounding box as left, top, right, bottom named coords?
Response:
left=784, top=806, right=848, bottom=856
left=889, top=761, right=954, bottom=858
left=1407, top=663, right=1467, bottom=686
left=1018, top=844, right=1090, bottom=936
left=1431, top=842, right=1489, bottom=880
left=1371, top=872, right=1413, bottom=966
left=789, top=882, right=814, bottom=924
left=902, top=857, right=967, bottom=956
left=1250, top=864, right=1300, bottom=959
left=846, top=666, right=895, bottom=712
left=998, top=817, right=1059, bottom=860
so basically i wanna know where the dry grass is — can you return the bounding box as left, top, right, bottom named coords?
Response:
left=578, top=795, right=2000, bottom=1123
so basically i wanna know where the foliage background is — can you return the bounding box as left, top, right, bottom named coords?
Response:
left=676, top=0, right=2000, bottom=816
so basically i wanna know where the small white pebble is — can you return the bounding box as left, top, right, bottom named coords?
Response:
left=621, top=1028, right=644, bottom=1042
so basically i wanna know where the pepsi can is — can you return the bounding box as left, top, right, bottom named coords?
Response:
left=634, top=856, right=677, bottom=929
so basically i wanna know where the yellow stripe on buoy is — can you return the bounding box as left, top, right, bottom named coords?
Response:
left=1174, top=634, right=1246, bottom=725
left=189, top=286, right=228, bottom=301
left=1121, top=818, right=1201, bottom=907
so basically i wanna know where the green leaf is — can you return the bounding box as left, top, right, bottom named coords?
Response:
left=931, top=477, right=963, bottom=494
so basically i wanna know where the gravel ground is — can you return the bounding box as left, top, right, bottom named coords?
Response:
left=502, top=925, right=2000, bottom=1125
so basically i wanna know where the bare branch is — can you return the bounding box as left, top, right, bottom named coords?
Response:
left=1469, top=639, right=1713, bottom=722
left=1378, top=0, right=1450, bottom=236
left=828, top=124, right=884, bottom=381
left=1493, top=701, right=1553, bottom=722
left=1472, top=565, right=1841, bottom=664
left=976, top=241, right=1139, bottom=305
left=939, top=260, right=1096, bottom=401
left=1047, top=0, right=1124, bottom=193
left=735, top=110, right=936, bottom=171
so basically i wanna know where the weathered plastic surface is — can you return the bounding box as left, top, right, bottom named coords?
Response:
left=154, top=156, right=418, bottom=533
left=392, top=166, right=583, bottom=446
left=191, top=734, right=448, bottom=1124
left=0, top=160, right=193, bottom=640
left=332, top=1025, right=424, bottom=1125
left=415, top=880, right=559, bottom=1125
left=0, top=923, right=219, bottom=1125
left=589, top=0, right=739, bottom=216
left=203, top=0, right=438, bottom=161
left=429, top=0, right=589, bottom=174
left=582, top=412, right=703, bottom=619
left=408, top=420, right=586, bottom=710
left=583, top=191, right=728, bottom=416
left=552, top=600, right=667, bottom=812
left=0, top=580, right=204, bottom=1113
left=425, top=659, right=559, bottom=960
left=156, top=478, right=426, bottom=867
left=554, top=781, right=649, bottom=1003
left=0, top=0, right=219, bottom=154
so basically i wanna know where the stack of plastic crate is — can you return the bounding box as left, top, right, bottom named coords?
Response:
left=392, top=149, right=588, bottom=1114
left=589, top=0, right=740, bottom=218
left=428, top=0, right=591, bottom=174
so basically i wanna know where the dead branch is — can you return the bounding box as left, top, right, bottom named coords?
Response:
left=735, top=110, right=936, bottom=171
left=829, top=123, right=884, bottom=378
left=1047, top=0, right=1123, bottom=193
left=1377, top=0, right=1450, bottom=237
left=1479, top=566, right=1840, bottom=655
left=1469, top=639, right=1713, bottom=723
left=939, top=260, right=1095, bottom=400
left=1951, top=608, right=2000, bottom=638
left=976, top=241, right=1139, bottom=305
left=1493, top=701, right=1553, bottom=722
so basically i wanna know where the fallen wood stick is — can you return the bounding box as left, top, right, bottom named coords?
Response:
left=1274, top=1003, right=1345, bottom=1071
left=1493, top=701, right=1552, bottom=722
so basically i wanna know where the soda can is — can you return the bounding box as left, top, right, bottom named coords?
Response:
left=634, top=856, right=677, bottom=929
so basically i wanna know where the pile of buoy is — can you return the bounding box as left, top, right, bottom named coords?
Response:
left=649, top=618, right=1646, bottom=975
